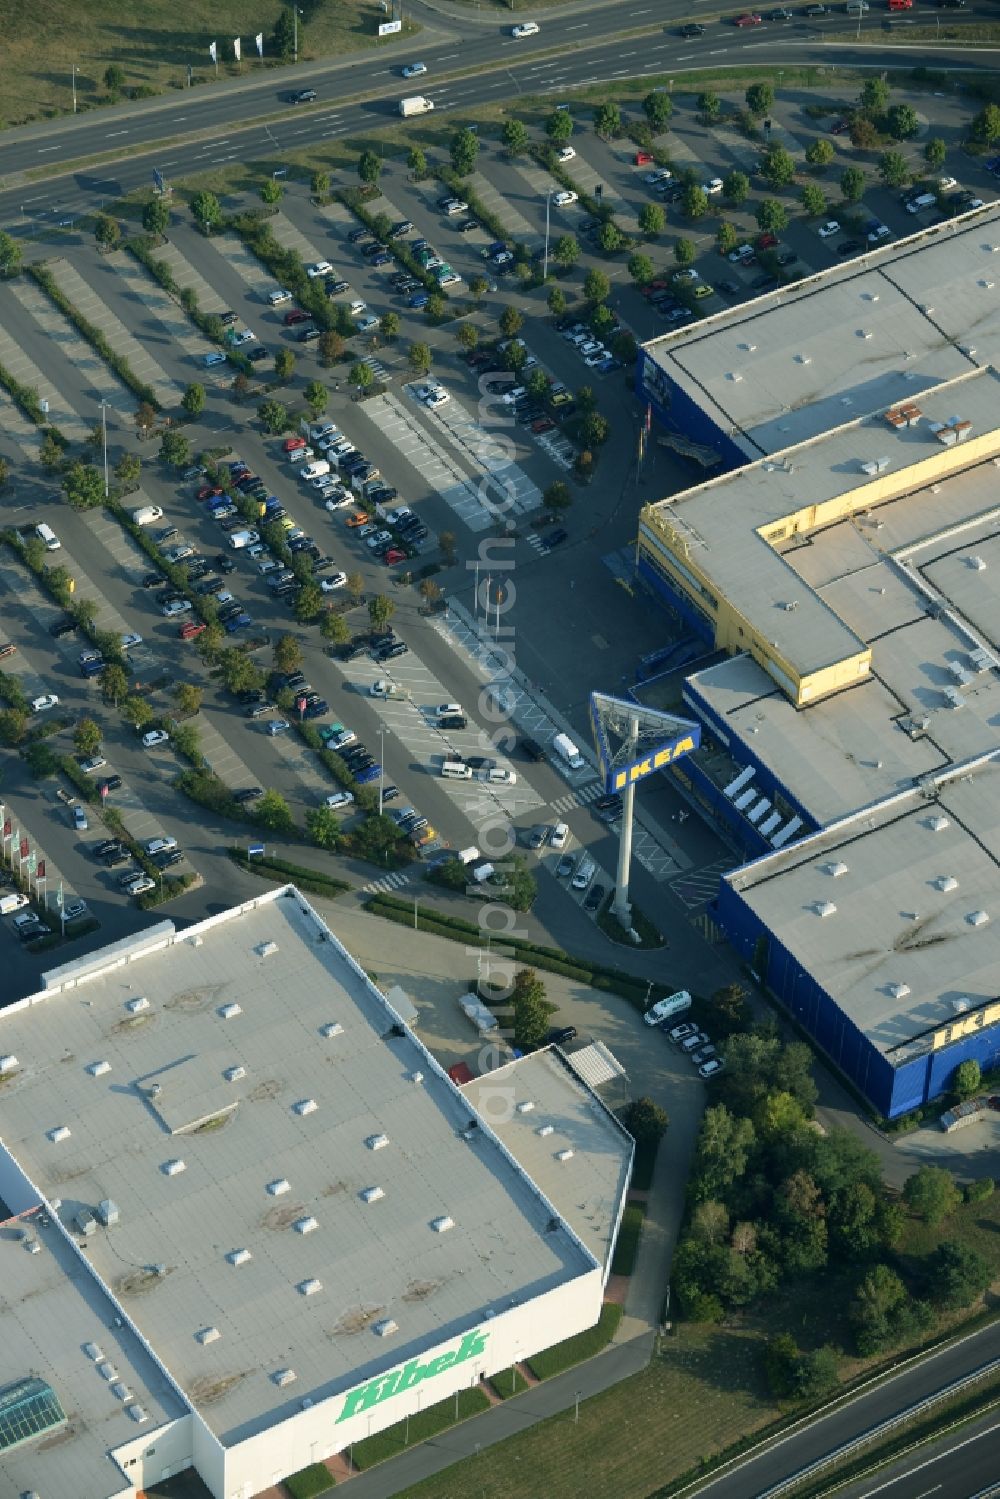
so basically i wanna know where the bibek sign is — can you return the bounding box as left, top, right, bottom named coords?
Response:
left=336, top=1328, right=489, bottom=1423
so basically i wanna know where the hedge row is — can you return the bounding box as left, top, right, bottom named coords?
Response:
left=527, top=1303, right=623, bottom=1381
left=227, top=213, right=347, bottom=336
left=364, top=894, right=654, bottom=1007
left=489, top=1366, right=529, bottom=1400
left=351, top=1387, right=490, bottom=1471
left=610, top=1203, right=646, bottom=1277
left=0, top=357, right=64, bottom=434
left=285, top=1465, right=335, bottom=1499
left=338, top=190, right=440, bottom=295
left=228, top=847, right=352, bottom=898
left=436, top=166, right=532, bottom=272
left=27, top=264, right=161, bottom=411
left=126, top=237, right=253, bottom=378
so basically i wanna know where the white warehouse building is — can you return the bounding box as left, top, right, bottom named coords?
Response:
left=0, top=886, right=632, bottom=1498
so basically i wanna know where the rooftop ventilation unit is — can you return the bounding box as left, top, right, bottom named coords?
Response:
left=537, top=1124, right=554, bottom=1137
left=224, top=1065, right=246, bottom=1083
left=825, top=861, right=849, bottom=878
left=373, top=1319, right=398, bottom=1338
left=125, top=997, right=149, bottom=1014
left=162, top=1159, right=185, bottom=1176
left=218, top=1003, right=242, bottom=1020
left=196, top=1327, right=220, bottom=1345
left=967, top=910, right=990, bottom=927
left=257, top=941, right=278, bottom=957
left=556, top=1148, right=574, bottom=1162
left=969, top=556, right=987, bottom=572
left=431, top=1216, right=455, bottom=1234
left=360, top=1186, right=385, bottom=1204
left=952, top=996, right=972, bottom=1013
left=516, top=1100, right=535, bottom=1113
left=126, top=1404, right=149, bottom=1423
left=298, top=1279, right=322, bottom=1296
left=320, top=1022, right=344, bottom=1039
left=410, top=1070, right=424, bottom=1084
left=272, top=1369, right=296, bottom=1387
left=888, top=983, right=911, bottom=1000
left=366, top=1133, right=389, bottom=1151
left=927, top=815, right=949, bottom=832
left=859, top=329, right=873, bottom=340
left=970, top=647, right=995, bottom=670
left=110, top=1383, right=132, bottom=1402
left=99, top=1363, right=119, bottom=1382
left=0, top=1054, right=17, bottom=1074
left=860, top=456, right=891, bottom=475
left=727, top=371, right=743, bottom=382
left=292, top=1098, right=318, bottom=1116
left=86, top=1060, right=111, bottom=1077
left=943, top=686, right=965, bottom=709
left=740, top=342, right=757, bottom=352
left=930, top=417, right=973, bottom=446
left=293, top=1216, right=318, bottom=1236
left=267, top=1178, right=290, bottom=1197
left=814, top=901, right=837, bottom=918
left=48, top=1126, right=71, bottom=1143
left=796, top=353, right=811, bottom=365
left=227, top=1248, right=252, bottom=1266
left=84, top=1343, right=104, bottom=1362
left=936, top=876, right=958, bottom=892
left=188, top=934, right=203, bottom=947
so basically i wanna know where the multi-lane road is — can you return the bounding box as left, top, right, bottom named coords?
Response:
left=0, top=0, right=993, bottom=231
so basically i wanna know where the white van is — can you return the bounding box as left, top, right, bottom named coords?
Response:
left=267, top=288, right=292, bottom=305
left=441, top=760, right=473, bottom=780
left=552, top=732, right=585, bottom=771
left=34, top=523, right=61, bottom=551
left=487, top=767, right=517, bottom=786
left=644, top=989, right=693, bottom=1026
left=906, top=192, right=937, bottom=214
left=300, top=460, right=331, bottom=483
left=571, top=855, right=596, bottom=890
left=456, top=846, right=480, bottom=865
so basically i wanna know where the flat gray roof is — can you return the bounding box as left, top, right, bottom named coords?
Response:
left=0, top=1208, right=186, bottom=1499
left=725, top=758, right=1000, bottom=1058
left=460, top=1047, right=633, bottom=1276
left=644, top=365, right=1000, bottom=680
left=643, top=206, right=1000, bottom=457
left=0, top=889, right=595, bottom=1448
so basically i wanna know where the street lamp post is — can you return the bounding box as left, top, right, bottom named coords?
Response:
left=100, top=400, right=109, bottom=498
left=293, top=5, right=304, bottom=62
left=72, top=64, right=77, bottom=114
left=378, top=727, right=386, bottom=816
left=542, top=188, right=554, bottom=281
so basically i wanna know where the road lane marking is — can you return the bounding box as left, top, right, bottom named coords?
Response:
left=38, top=146, right=60, bottom=153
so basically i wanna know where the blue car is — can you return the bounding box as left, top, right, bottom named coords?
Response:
left=407, top=292, right=429, bottom=309
left=355, top=763, right=382, bottom=784
left=224, top=612, right=253, bottom=633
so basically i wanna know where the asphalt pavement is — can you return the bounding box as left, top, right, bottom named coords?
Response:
left=836, top=1408, right=1000, bottom=1498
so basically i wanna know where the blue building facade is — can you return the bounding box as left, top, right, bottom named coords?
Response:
left=638, top=347, right=750, bottom=472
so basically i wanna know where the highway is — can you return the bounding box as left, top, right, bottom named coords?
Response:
left=837, top=1409, right=1000, bottom=1497
left=0, top=0, right=993, bottom=231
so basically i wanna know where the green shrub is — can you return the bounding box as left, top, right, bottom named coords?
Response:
left=351, top=1387, right=490, bottom=1470
left=228, top=848, right=351, bottom=899
left=285, top=1464, right=335, bottom=1499
left=490, top=1366, right=529, bottom=1399
left=611, top=1203, right=646, bottom=1277
left=528, top=1304, right=623, bottom=1380
left=965, top=1177, right=995, bottom=1204
left=136, top=872, right=197, bottom=909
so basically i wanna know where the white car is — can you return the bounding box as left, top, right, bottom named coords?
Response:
left=289, top=446, right=315, bottom=464
left=818, top=220, right=841, bottom=239
left=324, top=492, right=353, bottom=511
left=511, top=20, right=539, bottom=36
left=672, top=268, right=700, bottom=283
left=232, top=329, right=256, bottom=346
left=549, top=822, right=569, bottom=850
left=31, top=694, right=59, bottom=712
left=445, top=200, right=469, bottom=216
left=425, top=387, right=450, bottom=409
left=306, top=260, right=334, bottom=279
left=267, top=719, right=291, bottom=736
left=699, top=1058, right=725, bottom=1079
left=4, top=893, right=29, bottom=913
left=553, top=190, right=578, bottom=207
left=356, top=315, right=379, bottom=333
left=161, top=599, right=192, bottom=617
left=579, top=340, right=604, bottom=357
left=80, top=755, right=106, bottom=773
left=258, top=558, right=278, bottom=574
left=324, top=791, right=355, bottom=810
left=939, top=176, right=958, bottom=192
left=436, top=704, right=463, bottom=718
left=126, top=876, right=156, bottom=896
left=142, top=729, right=170, bottom=749
left=349, top=299, right=367, bottom=316
left=557, top=146, right=576, bottom=162
left=645, top=168, right=672, bottom=184
left=401, top=62, right=427, bottom=79
left=487, top=768, right=517, bottom=785
left=370, top=680, right=400, bottom=698
left=144, top=835, right=178, bottom=856
left=121, top=631, right=143, bottom=649
left=320, top=573, right=348, bottom=591
left=584, top=349, right=608, bottom=367
left=13, top=909, right=42, bottom=929
left=73, top=805, right=89, bottom=831
left=703, top=177, right=723, bottom=195
left=64, top=899, right=87, bottom=921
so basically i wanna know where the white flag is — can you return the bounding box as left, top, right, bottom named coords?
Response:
left=255, top=31, right=264, bottom=57
left=233, top=37, right=241, bottom=60
left=209, top=40, right=217, bottom=62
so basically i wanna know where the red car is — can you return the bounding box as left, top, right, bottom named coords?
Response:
left=179, top=621, right=206, bottom=640
left=283, top=436, right=307, bottom=452
left=196, top=485, right=223, bottom=500
left=734, top=11, right=763, bottom=22
left=532, top=417, right=556, bottom=434
left=283, top=309, right=310, bottom=326
left=634, top=150, right=654, bottom=167
left=756, top=232, right=778, bottom=250
left=384, top=547, right=407, bottom=565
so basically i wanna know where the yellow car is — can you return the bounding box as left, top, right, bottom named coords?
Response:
left=692, top=283, right=716, bottom=299
left=279, top=515, right=297, bottom=531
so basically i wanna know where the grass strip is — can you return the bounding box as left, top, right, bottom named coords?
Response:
left=227, top=847, right=351, bottom=899
left=610, top=1203, right=646, bottom=1277
left=352, top=1387, right=491, bottom=1471
left=527, top=1303, right=623, bottom=1380
left=27, top=263, right=161, bottom=411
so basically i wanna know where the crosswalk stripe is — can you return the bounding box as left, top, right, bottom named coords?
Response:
left=363, top=871, right=411, bottom=894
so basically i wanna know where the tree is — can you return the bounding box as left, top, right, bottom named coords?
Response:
left=273, top=634, right=303, bottom=675
left=320, top=610, right=351, bottom=645
left=141, top=197, right=169, bottom=236
left=612, top=330, right=637, bottom=363
left=104, top=61, right=126, bottom=94
left=626, top=1095, right=669, bottom=1146
left=0, top=708, right=29, bottom=746
left=953, top=1058, right=981, bottom=1101
left=761, top=144, right=796, bottom=188
left=638, top=202, right=665, bottom=238
left=380, top=311, right=400, bottom=341
left=546, top=108, right=574, bottom=145
left=806, top=138, right=835, bottom=170
left=368, top=594, right=396, bottom=634
left=63, top=461, right=105, bottom=510
left=745, top=81, right=775, bottom=117
left=425, top=293, right=446, bottom=324
left=671, top=238, right=696, bottom=271
left=716, top=222, right=739, bottom=256
left=305, top=806, right=343, bottom=852
left=722, top=170, right=750, bottom=207
left=887, top=103, right=919, bottom=141
left=711, top=983, right=750, bottom=1037
left=511, top=968, right=554, bottom=1051
left=469, top=275, right=488, bottom=302
left=254, top=789, right=295, bottom=834
left=304, top=379, right=327, bottom=415
left=294, top=582, right=323, bottom=622
left=756, top=198, right=789, bottom=234
left=924, top=1241, right=991, bottom=1311
left=526, top=368, right=549, bottom=401
left=499, top=305, right=523, bottom=339
left=850, top=115, right=880, bottom=151
left=0, top=229, right=23, bottom=277
left=409, top=342, right=432, bottom=377
left=95, top=214, right=121, bottom=251
left=923, top=137, right=947, bottom=170
left=273, top=348, right=295, bottom=383
left=346, top=570, right=365, bottom=603
left=840, top=166, right=866, bottom=203
left=643, top=90, right=673, bottom=132
left=190, top=190, right=222, bottom=233
left=231, top=371, right=250, bottom=402
left=169, top=681, right=201, bottom=719
left=583, top=267, right=610, bottom=305
left=74, top=717, right=102, bottom=758
left=181, top=382, right=206, bottom=419
left=257, top=399, right=288, bottom=434
left=419, top=578, right=442, bottom=610
left=698, top=90, right=721, bottom=123
left=358, top=150, right=381, bottom=187
left=691, top=1104, right=757, bottom=1203
left=450, top=128, right=480, bottom=175
left=597, top=219, right=626, bottom=253
left=849, top=1264, right=913, bottom=1355
left=113, top=452, right=140, bottom=489
left=439, top=531, right=457, bottom=565
left=543, top=480, right=572, bottom=514
left=319, top=329, right=345, bottom=366
left=859, top=77, right=891, bottom=117
left=272, top=7, right=297, bottom=58
left=456, top=322, right=479, bottom=354
left=544, top=285, right=567, bottom=320
left=124, top=695, right=156, bottom=734
left=350, top=361, right=374, bottom=393
left=99, top=663, right=129, bottom=705
left=878, top=150, right=908, bottom=189
left=594, top=101, right=621, bottom=139
left=903, top=1165, right=961, bottom=1226
left=407, top=145, right=427, bottom=177
left=260, top=178, right=283, bottom=206
left=501, top=118, right=529, bottom=156
left=590, top=304, right=615, bottom=340
left=311, top=170, right=330, bottom=197
left=581, top=411, right=609, bottom=447
left=552, top=233, right=580, bottom=270
left=683, top=183, right=709, bottom=220
left=801, top=183, right=827, bottom=218
left=971, top=102, right=1000, bottom=146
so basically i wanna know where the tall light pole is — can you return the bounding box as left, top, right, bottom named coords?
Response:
left=542, top=188, right=554, bottom=281
left=293, top=5, right=303, bottom=62
left=72, top=64, right=77, bottom=114
left=377, top=726, right=386, bottom=816
left=100, top=400, right=109, bottom=498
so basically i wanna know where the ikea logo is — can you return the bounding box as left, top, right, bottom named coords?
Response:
left=611, top=736, right=696, bottom=791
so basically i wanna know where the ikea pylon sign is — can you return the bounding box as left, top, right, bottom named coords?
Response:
left=588, top=692, right=701, bottom=795
left=608, top=733, right=699, bottom=792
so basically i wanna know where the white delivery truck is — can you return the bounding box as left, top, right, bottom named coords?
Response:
left=131, top=505, right=163, bottom=527
left=552, top=732, right=585, bottom=771
left=0, top=892, right=29, bottom=915
left=300, top=460, right=331, bottom=483
left=399, top=95, right=434, bottom=117
left=644, top=989, right=693, bottom=1026
left=459, top=993, right=498, bottom=1035
left=227, top=529, right=255, bottom=550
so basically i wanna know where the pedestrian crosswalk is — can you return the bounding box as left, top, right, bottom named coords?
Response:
left=525, top=532, right=547, bottom=556
left=535, top=431, right=574, bottom=470
left=669, top=859, right=734, bottom=910
left=363, top=870, right=412, bottom=895
left=362, top=354, right=388, bottom=381
left=550, top=783, right=604, bottom=816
